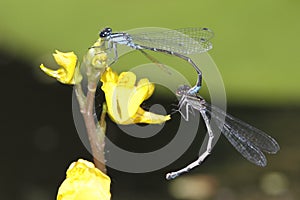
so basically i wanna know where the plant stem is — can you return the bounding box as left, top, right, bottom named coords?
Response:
left=86, top=81, right=106, bottom=173
left=75, top=80, right=106, bottom=173
left=74, top=43, right=108, bottom=173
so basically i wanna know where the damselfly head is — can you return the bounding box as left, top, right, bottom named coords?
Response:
left=176, top=85, right=191, bottom=96
left=99, top=27, right=112, bottom=38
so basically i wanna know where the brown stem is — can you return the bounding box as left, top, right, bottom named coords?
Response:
left=75, top=41, right=108, bottom=173
left=85, top=81, right=106, bottom=173
left=75, top=79, right=107, bottom=173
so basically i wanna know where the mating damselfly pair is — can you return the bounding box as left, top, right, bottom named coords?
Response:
left=96, top=27, right=280, bottom=180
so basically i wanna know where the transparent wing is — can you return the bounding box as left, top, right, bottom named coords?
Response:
left=177, top=27, right=214, bottom=41
left=130, top=27, right=214, bottom=54
left=203, top=102, right=279, bottom=166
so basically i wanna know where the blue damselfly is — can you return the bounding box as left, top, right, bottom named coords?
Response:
left=166, top=85, right=280, bottom=180
left=98, top=27, right=214, bottom=94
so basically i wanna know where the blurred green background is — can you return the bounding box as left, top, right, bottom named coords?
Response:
left=1, top=0, right=299, bottom=200
left=1, top=0, right=300, bottom=105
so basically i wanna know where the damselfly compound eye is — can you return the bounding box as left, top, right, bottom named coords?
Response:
left=99, top=27, right=112, bottom=38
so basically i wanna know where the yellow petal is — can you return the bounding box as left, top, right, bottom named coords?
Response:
left=117, top=71, right=136, bottom=88
left=133, top=107, right=171, bottom=124
left=137, top=78, right=155, bottom=100
left=100, top=67, right=171, bottom=125
left=40, top=64, right=66, bottom=80
left=40, top=50, right=79, bottom=84
left=100, top=67, right=118, bottom=84
left=101, top=69, right=147, bottom=124
left=53, top=50, right=77, bottom=72
left=101, top=67, right=119, bottom=123
left=127, top=80, right=154, bottom=117
left=57, top=159, right=111, bottom=200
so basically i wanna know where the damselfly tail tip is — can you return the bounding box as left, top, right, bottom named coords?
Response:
left=165, top=173, right=172, bottom=180
left=272, top=141, right=280, bottom=153
left=260, top=161, right=267, bottom=167
left=166, top=172, right=177, bottom=180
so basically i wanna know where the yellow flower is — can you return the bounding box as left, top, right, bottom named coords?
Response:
left=57, top=159, right=111, bottom=200
left=101, top=67, right=171, bottom=125
left=40, top=50, right=81, bottom=84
